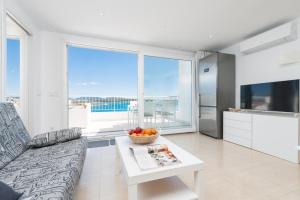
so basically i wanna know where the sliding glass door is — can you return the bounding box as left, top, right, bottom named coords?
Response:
left=144, top=56, right=193, bottom=130
left=67, top=45, right=195, bottom=137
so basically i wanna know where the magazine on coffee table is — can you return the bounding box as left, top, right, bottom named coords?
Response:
left=130, top=144, right=180, bottom=170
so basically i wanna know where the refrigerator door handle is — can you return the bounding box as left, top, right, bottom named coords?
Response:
left=199, top=94, right=201, bottom=118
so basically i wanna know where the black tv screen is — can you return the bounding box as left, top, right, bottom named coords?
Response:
left=241, top=80, right=299, bottom=113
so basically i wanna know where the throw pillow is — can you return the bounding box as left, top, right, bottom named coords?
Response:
left=0, top=181, right=22, bottom=200
left=28, top=131, right=57, bottom=148
left=29, top=127, right=82, bottom=148
left=56, top=127, right=82, bottom=143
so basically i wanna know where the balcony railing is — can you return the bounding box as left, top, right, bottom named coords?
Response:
left=69, top=96, right=178, bottom=112
left=68, top=96, right=192, bottom=134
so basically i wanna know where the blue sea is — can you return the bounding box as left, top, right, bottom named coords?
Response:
left=91, top=102, right=130, bottom=112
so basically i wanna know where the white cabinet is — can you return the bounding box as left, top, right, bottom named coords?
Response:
left=223, top=112, right=252, bottom=148
left=252, top=115, right=299, bottom=163
left=223, top=111, right=300, bottom=163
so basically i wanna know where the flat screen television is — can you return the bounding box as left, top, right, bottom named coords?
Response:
left=241, top=80, right=299, bottom=113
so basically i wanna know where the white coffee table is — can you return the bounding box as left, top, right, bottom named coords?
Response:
left=115, top=136, right=204, bottom=200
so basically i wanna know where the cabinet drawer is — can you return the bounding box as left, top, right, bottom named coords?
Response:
left=224, top=119, right=252, bottom=131
left=224, top=112, right=252, bottom=122
left=224, top=126, right=252, bottom=139
left=224, top=132, right=252, bottom=148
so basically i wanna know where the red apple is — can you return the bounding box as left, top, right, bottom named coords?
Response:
left=135, top=127, right=143, bottom=134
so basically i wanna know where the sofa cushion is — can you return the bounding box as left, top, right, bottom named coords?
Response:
left=0, top=137, right=87, bottom=200
left=29, top=127, right=82, bottom=148
left=0, top=103, right=31, bottom=170
left=0, top=181, right=23, bottom=200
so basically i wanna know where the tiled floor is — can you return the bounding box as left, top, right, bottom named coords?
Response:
left=74, top=133, right=300, bottom=200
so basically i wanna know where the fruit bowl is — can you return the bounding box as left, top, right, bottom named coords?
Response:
left=128, top=127, right=159, bottom=144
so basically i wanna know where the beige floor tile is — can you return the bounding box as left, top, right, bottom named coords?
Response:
left=74, top=133, right=300, bottom=200
left=278, top=188, right=300, bottom=200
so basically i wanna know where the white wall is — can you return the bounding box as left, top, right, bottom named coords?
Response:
left=221, top=19, right=300, bottom=108
left=39, top=31, right=65, bottom=132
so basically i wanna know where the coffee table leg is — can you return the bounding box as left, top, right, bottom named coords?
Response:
left=128, top=184, right=138, bottom=200
left=194, top=170, right=204, bottom=200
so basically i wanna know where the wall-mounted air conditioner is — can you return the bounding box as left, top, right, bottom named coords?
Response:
left=240, top=21, right=298, bottom=54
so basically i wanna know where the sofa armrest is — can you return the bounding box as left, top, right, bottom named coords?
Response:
left=29, top=127, right=82, bottom=148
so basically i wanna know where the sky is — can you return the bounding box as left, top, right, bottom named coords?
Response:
left=68, top=46, right=179, bottom=98
left=144, top=56, right=179, bottom=97
left=6, top=39, right=20, bottom=97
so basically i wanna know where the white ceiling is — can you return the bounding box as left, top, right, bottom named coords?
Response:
left=17, top=0, right=300, bottom=52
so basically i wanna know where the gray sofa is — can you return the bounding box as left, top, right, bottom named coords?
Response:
left=0, top=103, right=88, bottom=200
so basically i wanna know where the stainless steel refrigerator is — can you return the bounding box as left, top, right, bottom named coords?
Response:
left=198, top=53, right=235, bottom=139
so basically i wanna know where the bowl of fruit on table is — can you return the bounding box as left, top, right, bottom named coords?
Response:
left=128, top=127, right=159, bottom=144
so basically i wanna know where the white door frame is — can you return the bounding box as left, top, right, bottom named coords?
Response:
left=0, top=0, right=5, bottom=102
left=137, top=52, right=145, bottom=128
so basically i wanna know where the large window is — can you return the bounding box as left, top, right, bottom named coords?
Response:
left=6, top=39, right=21, bottom=108
left=68, top=46, right=138, bottom=136
left=144, top=56, right=193, bottom=130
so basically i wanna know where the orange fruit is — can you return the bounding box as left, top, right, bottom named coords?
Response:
left=144, top=129, right=151, bottom=135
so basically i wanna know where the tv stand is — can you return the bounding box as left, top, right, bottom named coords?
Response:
left=223, top=111, right=300, bottom=163
left=240, top=109, right=300, bottom=117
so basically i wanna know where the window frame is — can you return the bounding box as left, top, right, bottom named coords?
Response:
left=64, top=41, right=196, bottom=135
